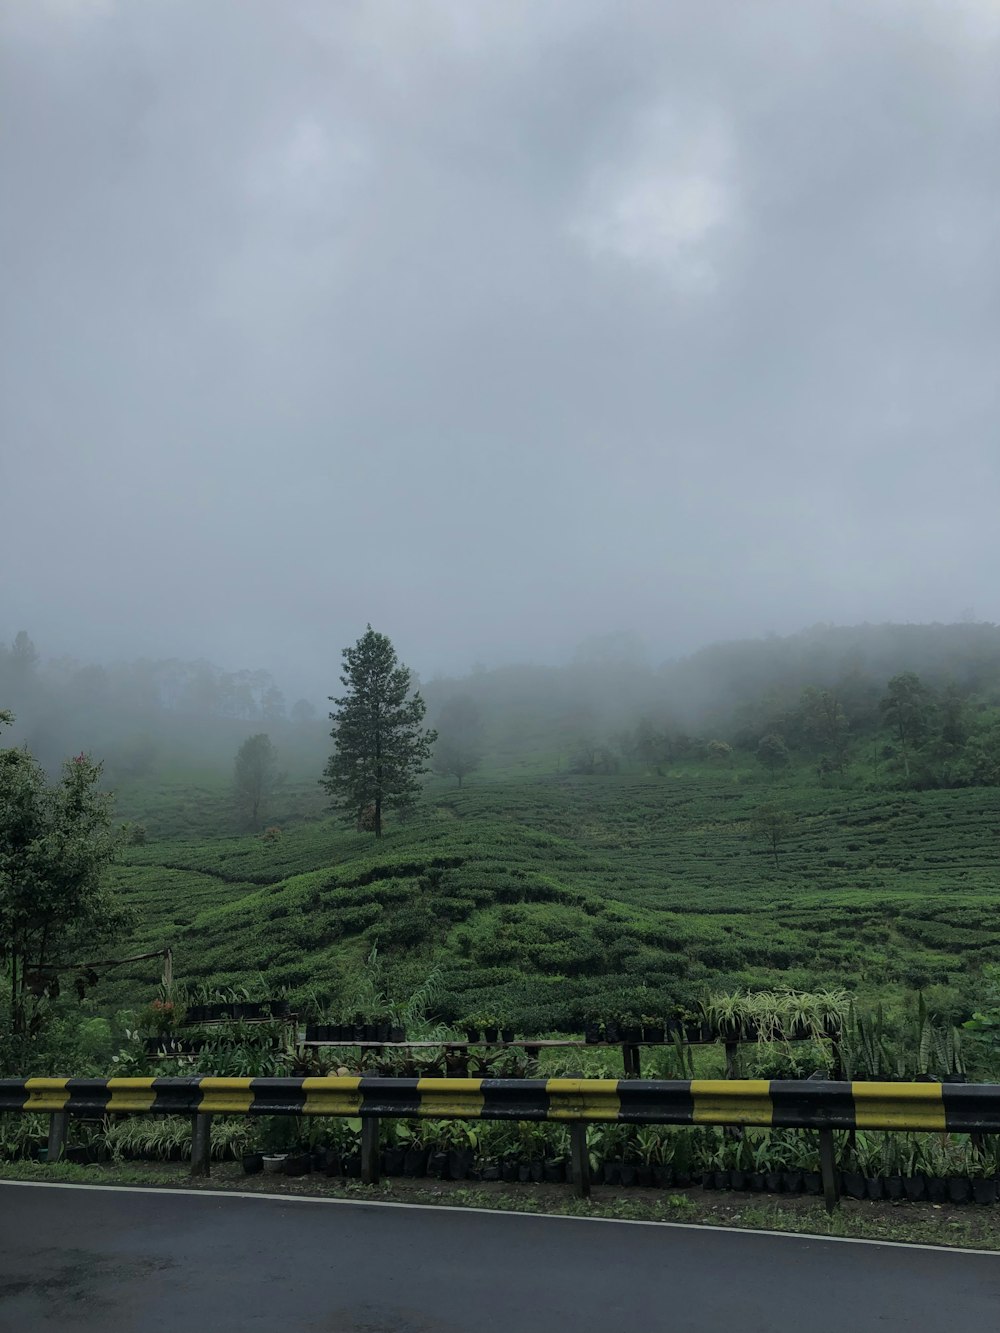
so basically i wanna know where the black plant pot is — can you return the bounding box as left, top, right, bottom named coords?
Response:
left=501, top=1158, right=519, bottom=1183
left=464, top=1027, right=479, bottom=1043
left=782, top=1170, right=804, bottom=1196
left=283, top=1153, right=312, bottom=1177
left=604, top=1022, right=621, bottom=1043
left=652, top=1164, right=674, bottom=1188
left=866, top=1177, right=885, bottom=1201
left=483, top=1027, right=499, bottom=1043
left=749, top=1171, right=766, bottom=1193
left=701, top=1170, right=716, bottom=1190
left=804, top=1172, right=822, bottom=1196
left=363, top=1024, right=377, bottom=1042
left=730, top=1169, right=747, bottom=1192
left=605, top=1161, right=624, bottom=1186
left=624, top=1026, right=642, bottom=1044
left=636, top=1164, right=654, bottom=1188
left=305, top=1024, right=321, bottom=1042
left=584, top=1023, right=602, bottom=1045
left=501, top=1028, right=515, bottom=1043
left=383, top=1148, right=405, bottom=1176
left=403, top=1148, right=429, bottom=1178
left=544, top=1158, right=566, bottom=1184
left=376, top=1023, right=391, bottom=1042
left=243, top=1153, right=264, bottom=1175
left=927, top=1176, right=947, bottom=1204
left=268, top=999, right=291, bottom=1018
left=481, top=1161, right=501, bottom=1182
left=448, top=1149, right=473, bottom=1181
left=620, top=1162, right=638, bottom=1188
left=842, top=1171, right=866, bottom=1200
left=904, top=1174, right=927, bottom=1202
left=518, top=1164, right=531, bottom=1183
left=343, top=1154, right=362, bottom=1179
left=390, top=1027, right=405, bottom=1044
left=529, top=1159, right=544, bottom=1183
left=643, top=1026, right=664, bottom=1044
left=428, top=1151, right=449, bottom=1179
left=972, top=1178, right=997, bottom=1206
left=948, top=1176, right=972, bottom=1205
left=885, top=1175, right=905, bottom=1201
left=324, top=1152, right=344, bottom=1176
left=764, top=1172, right=783, bottom=1194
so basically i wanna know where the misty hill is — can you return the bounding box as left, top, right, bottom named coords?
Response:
left=6, top=618, right=1000, bottom=790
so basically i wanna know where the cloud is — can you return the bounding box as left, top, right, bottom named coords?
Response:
left=572, top=107, right=735, bottom=290
left=1, top=0, right=998, bottom=693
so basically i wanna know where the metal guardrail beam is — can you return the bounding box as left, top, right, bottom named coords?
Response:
left=1, top=1077, right=996, bottom=1132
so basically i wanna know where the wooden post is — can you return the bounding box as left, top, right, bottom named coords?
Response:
left=819, top=1128, right=839, bottom=1214
left=191, top=1113, right=212, bottom=1178
left=570, top=1121, right=591, bottom=1199
left=725, top=1041, right=738, bottom=1079
left=622, top=1044, right=641, bottom=1078
left=47, top=1112, right=69, bottom=1164
left=361, top=1116, right=380, bottom=1185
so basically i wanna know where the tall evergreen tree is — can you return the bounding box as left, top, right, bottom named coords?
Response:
left=322, top=627, right=436, bottom=838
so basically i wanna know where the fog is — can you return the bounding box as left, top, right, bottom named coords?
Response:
left=3, top=1, right=999, bottom=701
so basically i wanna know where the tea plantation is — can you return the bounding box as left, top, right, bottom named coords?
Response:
left=106, top=766, right=1000, bottom=1028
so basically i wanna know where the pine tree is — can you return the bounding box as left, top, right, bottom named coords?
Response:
left=321, top=627, right=436, bottom=838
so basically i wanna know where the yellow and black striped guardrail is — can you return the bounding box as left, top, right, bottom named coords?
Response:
left=2, top=1076, right=996, bottom=1132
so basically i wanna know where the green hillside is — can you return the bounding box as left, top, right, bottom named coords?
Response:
left=106, top=767, right=1000, bottom=1029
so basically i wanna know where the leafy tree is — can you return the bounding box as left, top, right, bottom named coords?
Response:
left=321, top=627, right=436, bottom=838
left=569, top=738, right=619, bottom=775
left=433, top=695, right=485, bottom=786
left=800, top=687, right=850, bottom=773
left=706, top=739, right=733, bottom=763
left=755, top=733, right=790, bottom=775
left=290, top=698, right=318, bottom=727
left=880, top=672, right=934, bottom=781
left=0, top=730, right=129, bottom=1040
left=750, top=803, right=795, bottom=869
left=261, top=686, right=287, bottom=722
left=232, top=733, right=281, bottom=831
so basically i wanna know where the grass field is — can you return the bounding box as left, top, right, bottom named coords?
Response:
left=101, top=763, right=1000, bottom=1030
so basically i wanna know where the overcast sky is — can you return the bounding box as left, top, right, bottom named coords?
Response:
left=2, top=0, right=998, bottom=696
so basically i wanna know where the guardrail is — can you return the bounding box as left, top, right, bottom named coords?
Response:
left=3, top=1076, right=997, bottom=1211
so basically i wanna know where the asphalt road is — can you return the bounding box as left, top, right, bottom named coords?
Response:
left=2, top=1183, right=1000, bottom=1333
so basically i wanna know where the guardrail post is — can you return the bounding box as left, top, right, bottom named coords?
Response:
left=191, top=1113, right=212, bottom=1178
left=47, top=1112, right=69, bottom=1164
left=361, top=1116, right=380, bottom=1185
left=819, top=1128, right=839, bottom=1214
left=724, top=1042, right=738, bottom=1079
left=570, top=1122, right=591, bottom=1199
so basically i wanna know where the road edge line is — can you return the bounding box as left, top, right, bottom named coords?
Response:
left=2, top=1178, right=998, bottom=1257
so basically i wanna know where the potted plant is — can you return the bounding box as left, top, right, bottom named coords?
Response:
left=641, top=1015, right=664, bottom=1044
left=584, top=1020, right=603, bottom=1045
